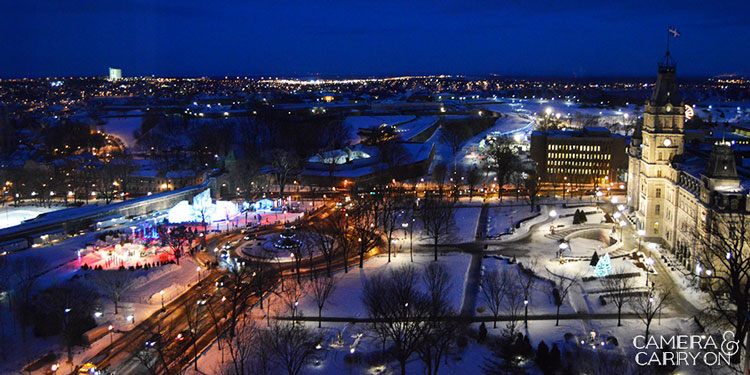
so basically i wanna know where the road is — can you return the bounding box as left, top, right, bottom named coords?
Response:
left=81, top=202, right=368, bottom=375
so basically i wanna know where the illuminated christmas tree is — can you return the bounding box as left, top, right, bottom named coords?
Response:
left=593, top=253, right=612, bottom=277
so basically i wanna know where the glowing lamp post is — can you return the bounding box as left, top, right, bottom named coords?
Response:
left=558, top=242, right=568, bottom=259
left=196, top=267, right=202, bottom=284
left=108, top=325, right=114, bottom=346
left=646, top=242, right=657, bottom=286
left=637, top=229, right=646, bottom=254
left=645, top=256, right=655, bottom=286
left=618, top=220, right=627, bottom=242
left=523, top=299, right=529, bottom=327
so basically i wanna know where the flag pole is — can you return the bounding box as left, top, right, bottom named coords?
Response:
left=666, top=26, right=670, bottom=54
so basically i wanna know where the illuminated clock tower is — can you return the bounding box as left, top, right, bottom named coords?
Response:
left=628, top=52, right=685, bottom=239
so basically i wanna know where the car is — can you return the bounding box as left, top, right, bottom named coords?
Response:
left=145, top=333, right=160, bottom=348
left=78, top=363, right=98, bottom=374
left=175, top=329, right=191, bottom=341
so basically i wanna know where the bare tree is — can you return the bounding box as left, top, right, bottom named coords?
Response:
left=132, top=321, right=178, bottom=375
left=270, top=149, right=299, bottom=199
left=550, top=271, right=580, bottom=326
left=694, top=212, right=750, bottom=366
left=182, top=296, right=204, bottom=371
left=329, top=211, right=353, bottom=273
left=517, top=263, right=537, bottom=328
left=307, top=216, right=338, bottom=276
left=504, top=284, right=525, bottom=337
left=224, top=257, right=255, bottom=337
left=402, top=205, right=417, bottom=262
left=349, top=195, right=382, bottom=268
left=280, top=279, right=305, bottom=321
left=482, top=135, right=520, bottom=202
left=600, top=267, right=635, bottom=326
left=418, top=263, right=459, bottom=375
left=449, top=164, right=463, bottom=202
left=92, top=270, right=132, bottom=315
left=630, top=287, right=672, bottom=340
left=521, top=171, right=542, bottom=212
left=420, top=196, right=455, bottom=261
left=432, top=163, right=448, bottom=197
left=157, top=225, right=194, bottom=265
left=481, top=269, right=510, bottom=328
left=466, top=166, right=483, bottom=201
left=308, top=275, right=337, bottom=328
left=269, top=321, right=321, bottom=375
left=288, top=240, right=305, bottom=285
left=9, top=255, right=48, bottom=358
left=363, top=265, right=428, bottom=375
left=222, top=319, right=273, bottom=375
left=380, top=187, right=404, bottom=262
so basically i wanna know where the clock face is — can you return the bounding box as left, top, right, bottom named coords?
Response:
left=666, top=104, right=672, bottom=112
left=663, top=139, right=672, bottom=147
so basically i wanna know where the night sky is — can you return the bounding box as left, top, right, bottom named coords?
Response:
left=2, top=0, right=749, bottom=79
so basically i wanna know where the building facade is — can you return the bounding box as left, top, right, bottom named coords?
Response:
left=530, top=127, right=627, bottom=187
left=627, top=53, right=750, bottom=269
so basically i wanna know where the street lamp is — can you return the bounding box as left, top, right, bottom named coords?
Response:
left=646, top=242, right=657, bottom=286
left=196, top=266, right=202, bottom=284
left=558, top=242, right=568, bottom=258
left=618, top=220, right=627, bottom=242
left=645, top=257, right=654, bottom=286
left=108, top=325, right=114, bottom=346
left=637, top=229, right=646, bottom=254
left=523, top=299, right=529, bottom=327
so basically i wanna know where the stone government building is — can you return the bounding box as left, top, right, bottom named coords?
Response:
left=627, top=52, right=750, bottom=269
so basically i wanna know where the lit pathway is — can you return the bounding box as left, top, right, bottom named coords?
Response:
left=458, top=203, right=489, bottom=317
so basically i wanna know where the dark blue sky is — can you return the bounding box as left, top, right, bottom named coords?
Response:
left=2, top=0, right=749, bottom=78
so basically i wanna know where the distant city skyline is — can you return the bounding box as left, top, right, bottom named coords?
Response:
left=2, top=0, right=749, bottom=79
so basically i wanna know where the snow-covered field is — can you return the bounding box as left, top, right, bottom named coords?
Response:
left=693, top=101, right=750, bottom=124
left=486, top=205, right=539, bottom=238
left=287, top=252, right=472, bottom=319
left=99, top=115, right=143, bottom=147
left=481, top=99, right=635, bottom=126
left=0, top=205, right=63, bottom=229
left=480, top=256, right=574, bottom=316
left=449, top=206, right=481, bottom=243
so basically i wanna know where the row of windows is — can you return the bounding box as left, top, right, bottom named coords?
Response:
left=548, top=160, right=609, bottom=168
left=547, top=168, right=609, bottom=175
left=547, top=153, right=611, bottom=160
left=549, top=144, right=602, bottom=152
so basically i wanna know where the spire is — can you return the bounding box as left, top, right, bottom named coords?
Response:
left=650, top=53, right=681, bottom=107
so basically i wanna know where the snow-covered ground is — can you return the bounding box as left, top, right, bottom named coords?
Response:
left=480, top=256, right=574, bottom=316
left=449, top=206, right=481, bottom=243
left=98, top=115, right=143, bottom=147
left=486, top=205, right=539, bottom=238
left=283, top=252, right=473, bottom=319
left=693, top=101, right=750, bottom=124
left=481, top=99, right=635, bottom=127
left=186, top=319, right=495, bottom=375
left=0, top=204, right=64, bottom=229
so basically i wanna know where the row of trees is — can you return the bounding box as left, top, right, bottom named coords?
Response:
left=2, top=153, right=135, bottom=206
left=363, top=263, right=460, bottom=375
left=300, top=187, right=457, bottom=281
